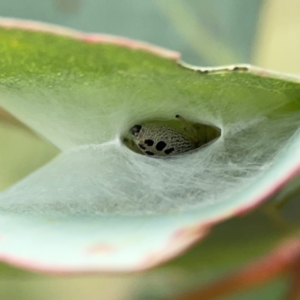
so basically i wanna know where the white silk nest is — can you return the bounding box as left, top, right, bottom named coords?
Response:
left=1, top=108, right=299, bottom=216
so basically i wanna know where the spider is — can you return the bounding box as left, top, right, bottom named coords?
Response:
left=129, top=115, right=219, bottom=157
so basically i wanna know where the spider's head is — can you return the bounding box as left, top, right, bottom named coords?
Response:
left=130, top=125, right=142, bottom=137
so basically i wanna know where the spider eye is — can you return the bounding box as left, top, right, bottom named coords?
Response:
left=130, top=125, right=142, bottom=136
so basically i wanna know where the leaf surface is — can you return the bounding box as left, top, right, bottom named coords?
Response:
left=0, top=19, right=300, bottom=273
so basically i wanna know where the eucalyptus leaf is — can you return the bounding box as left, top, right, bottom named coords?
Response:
left=133, top=210, right=294, bottom=299
left=0, top=19, right=300, bottom=273
left=0, top=0, right=262, bottom=65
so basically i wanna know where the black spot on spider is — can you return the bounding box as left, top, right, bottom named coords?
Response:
left=145, top=151, right=154, bottom=155
left=145, top=139, right=154, bottom=146
left=156, top=141, right=166, bottom=151
left=164, top=148, right=175, bottom=155
left=138, top=144, right=146, bottom=150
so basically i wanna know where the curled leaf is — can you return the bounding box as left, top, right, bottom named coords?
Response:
left=0, top=18, right=300, bottom=273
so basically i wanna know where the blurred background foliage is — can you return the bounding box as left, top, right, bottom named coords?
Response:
left=0, top=0, right=300, bottom=299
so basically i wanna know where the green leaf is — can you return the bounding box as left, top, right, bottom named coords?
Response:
left=133, top=210, right=293, bottom=299
left=0, top=18, right=300, bottom=273
left=0, top=0, right=263, bottom=65
left=0, top=120, right=58, bottom=191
